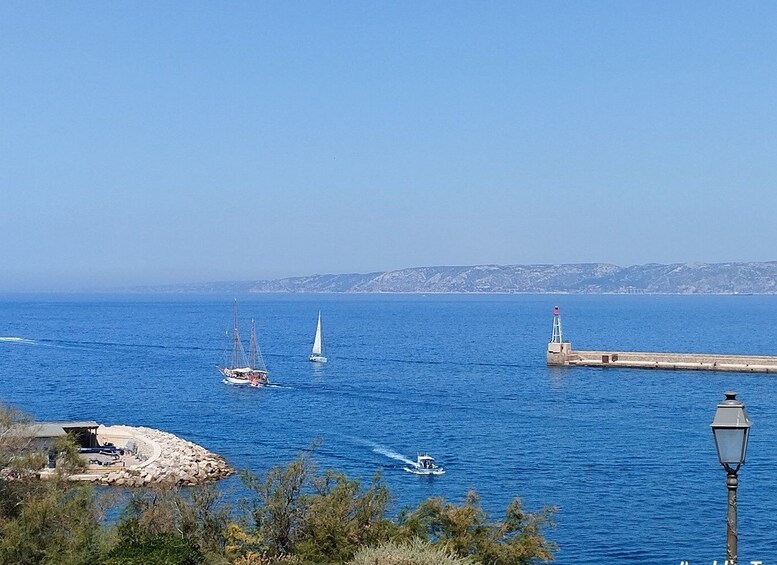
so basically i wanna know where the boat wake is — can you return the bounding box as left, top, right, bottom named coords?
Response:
left=366, top=442, right=416, bottom=467
left=0, top=336, right=36, bottom=344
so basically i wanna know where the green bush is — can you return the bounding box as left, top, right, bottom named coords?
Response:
left=0, top=483, right=102, bottom=565
left=114, top=484, right=230, bottom=559
left=240, top=451, right=312, bottom=556
left=237, top=453, right=555, bottom=564
left=293, top=471, right=395, bottom=563
left=398, top=490, right=556, bottom=564
left=349, top=539, right=475, bottom=565
left=102, top=533, right=204, bottom=565
left=52, top=434, right=87, bottom=474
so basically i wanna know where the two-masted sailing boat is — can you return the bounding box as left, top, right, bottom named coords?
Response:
left=309, top=311, right=327, bottom=363
left=219, top=301, right=268, bottom=387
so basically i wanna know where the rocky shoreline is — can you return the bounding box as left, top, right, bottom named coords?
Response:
left=70, top=425, right=232, bottom=487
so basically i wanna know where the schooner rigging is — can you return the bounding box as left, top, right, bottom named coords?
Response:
left=219, top=300, right=268, bottom=386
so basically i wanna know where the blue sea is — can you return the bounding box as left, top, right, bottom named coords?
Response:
left=1, top=294, right=776, bottom=564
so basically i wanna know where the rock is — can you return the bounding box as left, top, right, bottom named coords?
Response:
left=71, top=425, right=234, bottom=488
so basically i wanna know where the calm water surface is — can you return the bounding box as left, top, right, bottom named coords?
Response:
left=1, top=294, right=776, bottom=564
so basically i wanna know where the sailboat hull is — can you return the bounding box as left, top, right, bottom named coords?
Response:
left=309, top=354, right=328, bottom=363
left=220, top=368, right=268, bottom=387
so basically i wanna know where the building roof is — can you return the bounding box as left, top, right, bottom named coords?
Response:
left=32, top=421, right=100, bottom=438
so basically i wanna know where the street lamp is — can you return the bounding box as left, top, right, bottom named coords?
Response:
left=710, top=391, right=752, bottom=565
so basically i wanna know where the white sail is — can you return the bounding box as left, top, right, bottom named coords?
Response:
left=311, top=312, right=323, bottom=356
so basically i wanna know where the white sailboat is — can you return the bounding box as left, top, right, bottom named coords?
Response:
left=219, top=301, right=269, bottom=387
left=309, top=311, right=328, bottom=363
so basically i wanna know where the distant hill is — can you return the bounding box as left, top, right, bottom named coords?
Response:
left=130, top=262, right=777, bottom=294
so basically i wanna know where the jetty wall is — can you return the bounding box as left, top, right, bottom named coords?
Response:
left=42, top=425, right=233, bottom=487
left=547, top=342, right=777, bottom=373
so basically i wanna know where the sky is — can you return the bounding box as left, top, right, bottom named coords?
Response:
left=1, top=2, right=776, bottom=291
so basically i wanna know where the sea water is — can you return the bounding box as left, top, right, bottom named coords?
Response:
left=1, top=293, right=776, bottom=564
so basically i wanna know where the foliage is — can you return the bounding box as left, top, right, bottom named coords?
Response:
left=238, top=453, right=555, bottom=565
left=52, top=433, right=87, bottom=474
left=0, top=403, right=556, bottom=564
left=293, top=470, right=395, bottom=562
left=0, top=405, right=85, bottom=533
left=0, top=404, right=44, bottom=478
left=0, top=483, right=102, bottom=565
left=224, top=522, right=260, bottom=560
left=348, top=539, right=476, bottom=565
left=240, top=451, right=400, bottom=563
left=231, top=553, right=306, bottom=565
left=240, top=450, right=312, bottom=556
left=114, top=484, right=230, bottom=560
left=101, top=533, right=204, bottom=565
left=398, top=490, right=556, bottom=564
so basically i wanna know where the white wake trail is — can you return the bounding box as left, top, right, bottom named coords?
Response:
left=348, top=437, right=416, bottom=466
left=0, top=337, right=35, bottom=344
left=370, top=445, right=415, bottom=466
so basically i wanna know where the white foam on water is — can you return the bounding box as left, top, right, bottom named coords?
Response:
left=0, top=337, right=35, bottom=344
left=367, top=442, right=415, bottom=466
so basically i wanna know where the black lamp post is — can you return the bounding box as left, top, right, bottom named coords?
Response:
left=710, top=391, right=752, bottom=565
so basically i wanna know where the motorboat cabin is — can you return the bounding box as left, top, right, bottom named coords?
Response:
left=404, top=453, right=445, bottom=476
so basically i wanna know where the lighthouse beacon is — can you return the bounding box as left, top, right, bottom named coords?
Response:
left=546, top=306, right=572, bottom=366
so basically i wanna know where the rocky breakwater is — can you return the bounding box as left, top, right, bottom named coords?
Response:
left=77, top=425, right=232, bottom=487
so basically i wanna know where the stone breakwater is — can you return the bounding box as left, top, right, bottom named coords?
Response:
left=74, top=425, right=233, bottom=487
left=547, top=342, right=777, bottom=373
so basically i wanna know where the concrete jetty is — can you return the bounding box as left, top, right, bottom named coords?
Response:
left=39, top=424, right=233, bottom=487
left=545, top=307, right=777, bottom=374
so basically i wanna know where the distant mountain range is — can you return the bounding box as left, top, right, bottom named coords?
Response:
left=131, top=262, right=777, bottom=294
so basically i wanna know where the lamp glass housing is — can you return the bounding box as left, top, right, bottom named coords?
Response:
left=713, top=427, right=749, bottom=466
left=710, top=391, right=751, bottom=471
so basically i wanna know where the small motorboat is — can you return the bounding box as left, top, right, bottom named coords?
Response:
left=403, top=454, right=445, bottom=476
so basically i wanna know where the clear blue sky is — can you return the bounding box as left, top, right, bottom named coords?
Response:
left=1, top=2, right=776, bottom=291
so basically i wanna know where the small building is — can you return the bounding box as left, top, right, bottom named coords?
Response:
left=31, top=421, right=100, bottom=450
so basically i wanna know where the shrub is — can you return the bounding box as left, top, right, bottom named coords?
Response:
left=0, top=483, right=102, bottom=565
left=293, top=471, right=395, bottom=562
left=101, top=533, right=204, bottom=565
left=238, top=453, right=555, bottom=564
left=113, top=484, right=230, bottom=559
left=398, top=490, right=556, bottom=564
left=348, top=539, right=475, bottom=565
left=240, top=451, right=312, bottom=556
